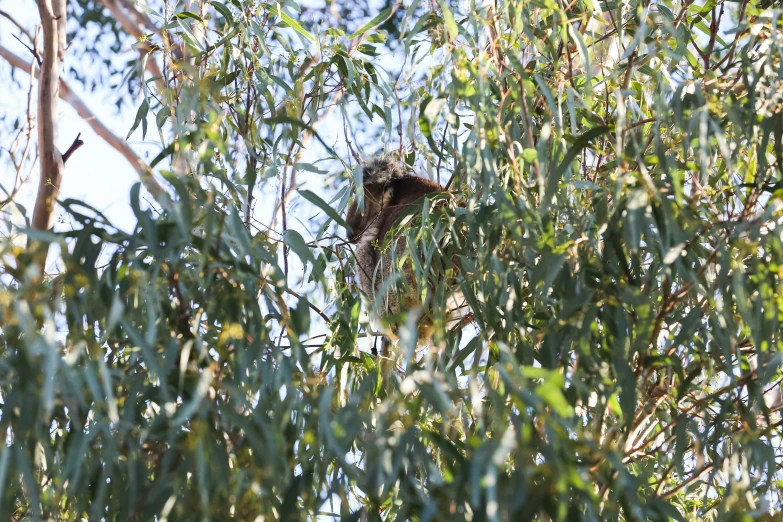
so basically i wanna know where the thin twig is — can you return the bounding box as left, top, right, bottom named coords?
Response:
left=0, top=9, right=34, bottom=43
left=284, top=288, right=332, bottom=325
left=12, top=34, right=39, bottom=64
left=660, top=463, right=714, bottom=500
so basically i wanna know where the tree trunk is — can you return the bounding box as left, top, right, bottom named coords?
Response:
left=30, top=0, right=67, bottom=234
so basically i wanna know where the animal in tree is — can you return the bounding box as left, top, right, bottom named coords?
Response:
left=344, top=154, right=466, bottom=355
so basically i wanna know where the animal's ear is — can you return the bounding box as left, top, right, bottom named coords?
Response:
left=363, top=153, right=406, bottom=185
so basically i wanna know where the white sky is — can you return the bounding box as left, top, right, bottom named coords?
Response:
left=1, top=15, right=141, bottom=235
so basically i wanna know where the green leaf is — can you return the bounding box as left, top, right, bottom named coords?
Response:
left=347, top=6, right=393, bottom=40
left=176, top=18, right=205, bottom=52
left=545, top=125, right=610, bottom=207
left=150, top=142, right=175, bottom=168
left=265, top=3, right=316, bottom=43
left=156, top=107, right=170, bottom=131
left=423, top=97, right=445, bottom=124
left=299, top=189, right=349, bottom=229
left=284, top=229, right=315, bottom=266
left=209, top=1, right=234, bottom=26
left=126, top=98, right=149, bottom=140
left=174, top=11, right=204, bottom=22
left=438, top=1, right=458, bottom=40
left=293, top=162, right=328, bottom=174
left=535, top=379, right=573, bottom=418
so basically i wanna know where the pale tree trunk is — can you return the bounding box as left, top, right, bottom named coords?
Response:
left=30, top=0, right=67, bottom=234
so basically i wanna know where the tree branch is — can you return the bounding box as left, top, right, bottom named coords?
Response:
left=94, top=0, right=164, bottom=82
left=0, top=43, right=165, bottom=198
left=61, top=133, right=84, bottom=164
left=0, top=9, right=35, bottom=44
left=114, top=0, right=159, bottom=34
left=660, top=463, right=714, bottom=500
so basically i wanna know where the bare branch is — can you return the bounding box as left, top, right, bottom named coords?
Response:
left=660, top=463, right=714, bottom=500
left=0, top=9, right=35, bottom=43
left=0, top=33, right=39, bottom=211
left=0, top=43, right=165, bottom=198
left=96, top=0, right=148, bottom=39
left=61, top=133, right=84, bottom=164
left=115, top=0, right=159, bottom=34
left=12, top=34, right=39, bottom=63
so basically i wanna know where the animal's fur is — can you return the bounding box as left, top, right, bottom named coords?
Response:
left=361, top=153, right=407, bottom=185
left=345, top=155, right=464, bottom=353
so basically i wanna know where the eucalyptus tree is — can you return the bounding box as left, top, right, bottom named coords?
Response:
left=1, top=0, right=782, bottom=521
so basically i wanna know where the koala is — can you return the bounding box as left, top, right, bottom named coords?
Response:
left=344, top=154, right=465, bottom=355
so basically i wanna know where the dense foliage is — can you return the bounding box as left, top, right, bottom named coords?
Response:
left=2, top=0, right=783, bottom=520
